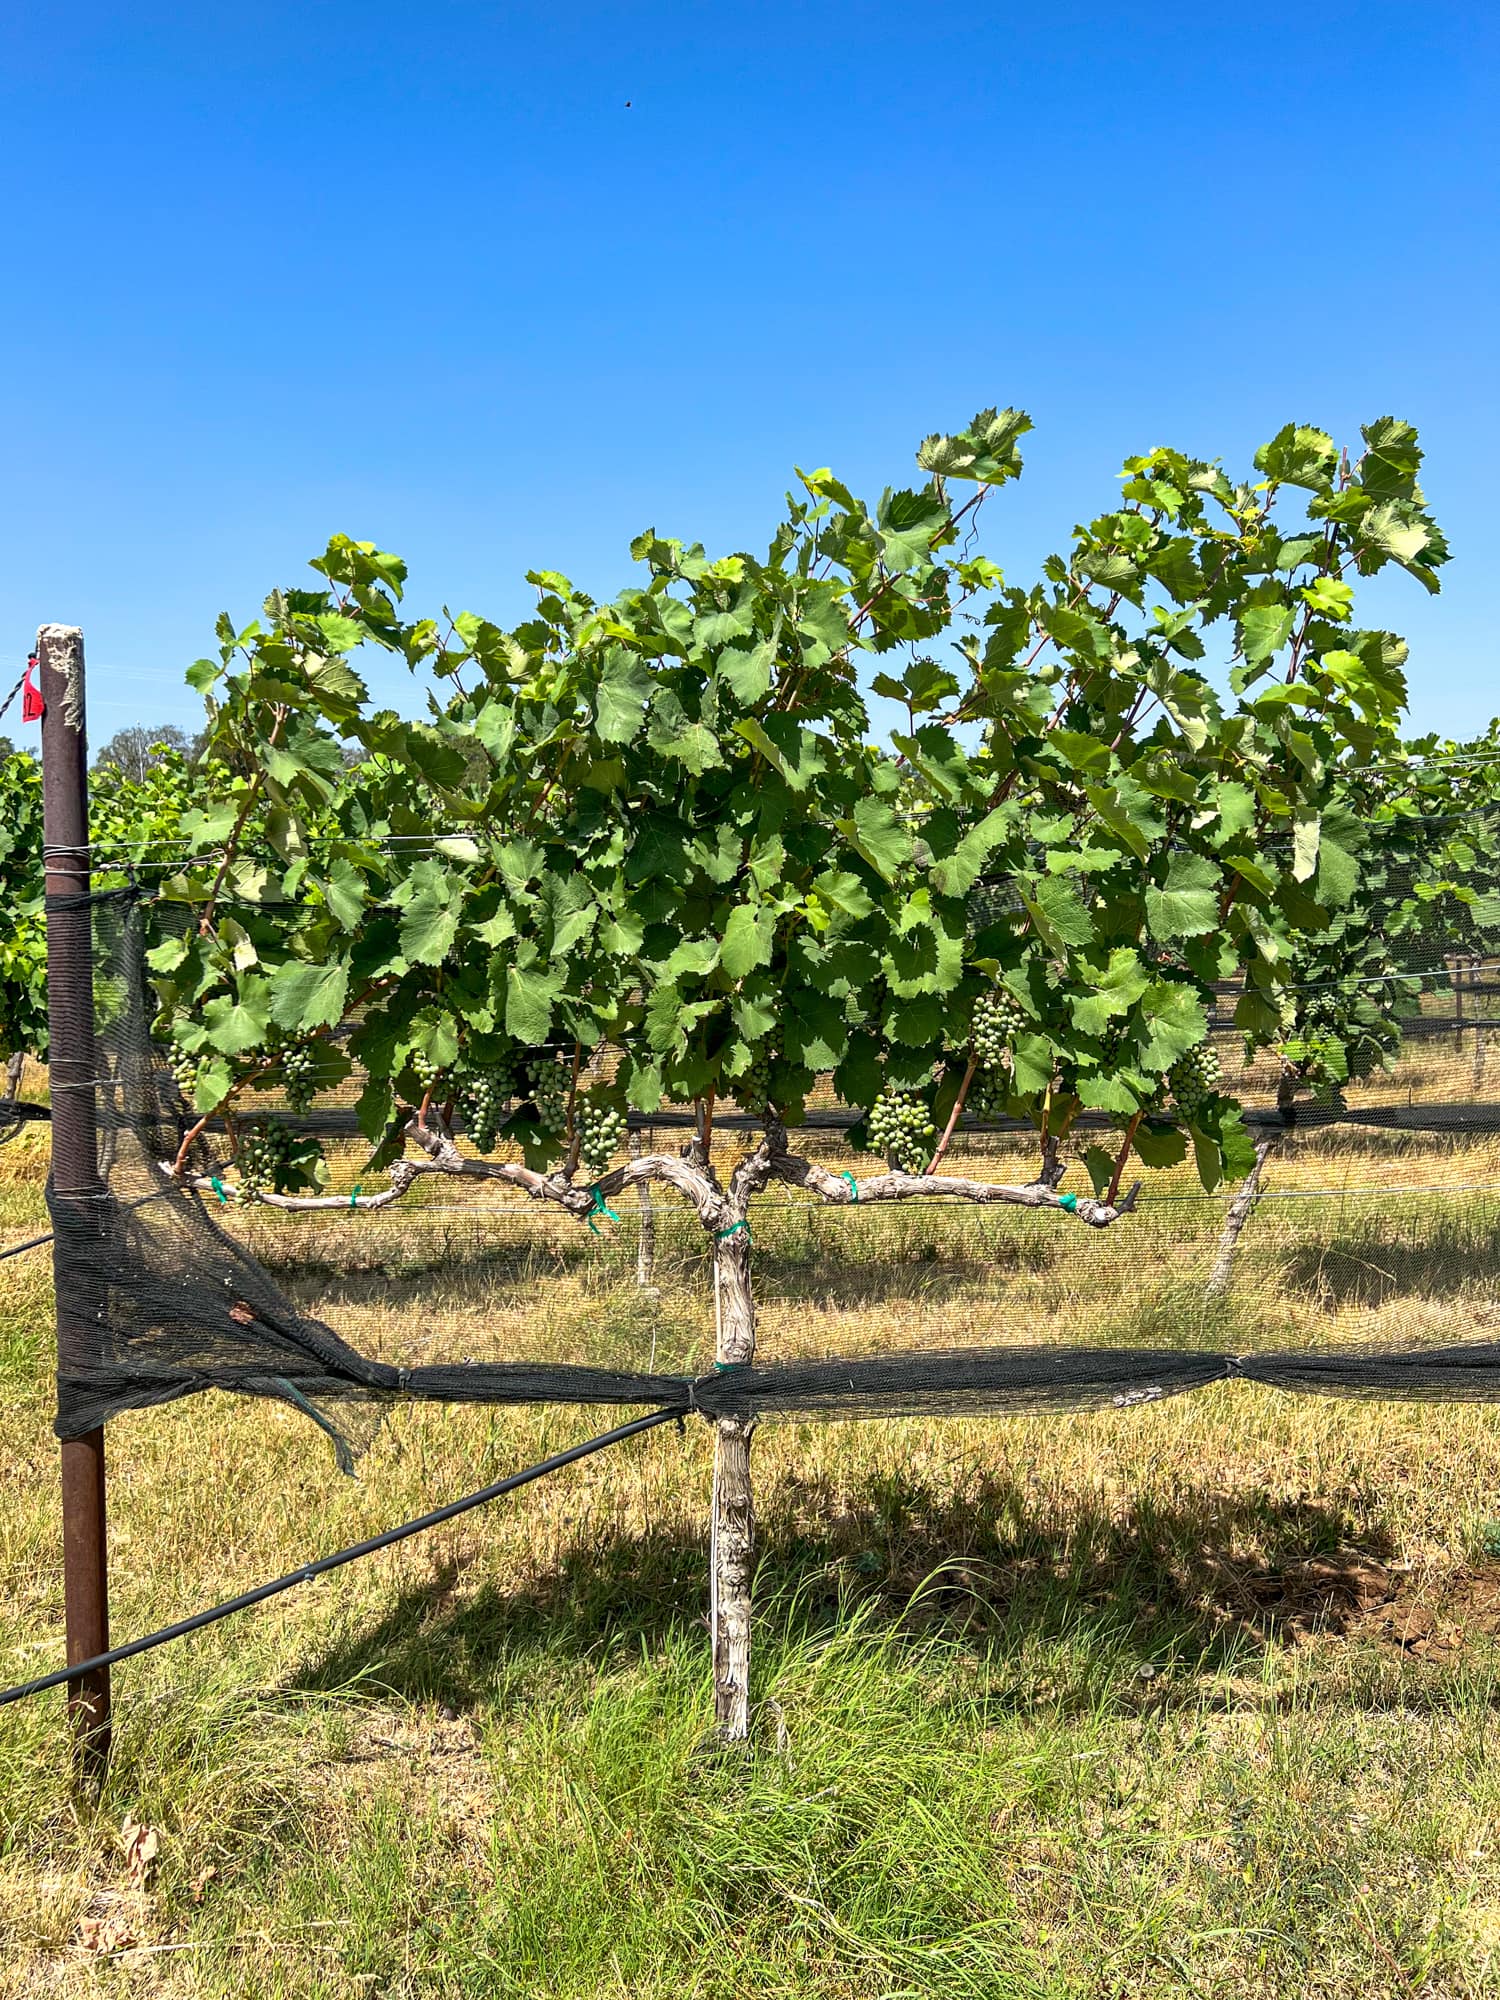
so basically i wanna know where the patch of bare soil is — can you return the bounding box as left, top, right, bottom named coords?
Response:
left=313, top=1704, right=499, bottom=1860
left=1231, top=1557, right=1500, bottom=1659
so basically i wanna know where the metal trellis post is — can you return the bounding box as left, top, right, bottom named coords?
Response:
left=38, top=624, right=111, bottom=1781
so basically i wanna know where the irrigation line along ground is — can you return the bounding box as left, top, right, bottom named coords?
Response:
left=0, top=1184, right=202, bottom=1265
left=0, top=1230, right=52, bottom=1263
left=0, top=1407, right=682, bottom=1711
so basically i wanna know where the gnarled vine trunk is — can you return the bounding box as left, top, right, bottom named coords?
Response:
left=630, top=1126, right=657, bottom=1290
left=0, top=1052, right=24, bottom=1146
left=1205, top=1071, right=1295, bottom=1300
left=710, top=1219, right=756, bottom=1740
left=1205, top=1138, right=1271, bottom=1298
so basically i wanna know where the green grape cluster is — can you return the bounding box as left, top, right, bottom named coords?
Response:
left=411, top=1051, right=443, bottom=1091
left=1298, top=989, right=1347, bottom=1032
left=966, top=1069, right=1007, bottom=1121
left=281, top=1039, right=319, bottom=1115
left=528, top=1060, right=569, bottom=1140
left=971, top=987, right=1025, bottom=1067
left=457, top=1058, right=519, bottom=1152
left=867, top=1086, right=935, bottom=1174
left=576, top=1095, right=627, bottom=1175
left=959, top=987, right=1027, bottom=1122
left=169, top=1046, right=204, bottom=1103
left=1290, top=990, right=1354, bottom=1077
left=737, top=1038, right=780, bottom=1113
left=234, top=1121, right=296, bottom=1204
left=1168, top=1041, right=1221, bottom=1119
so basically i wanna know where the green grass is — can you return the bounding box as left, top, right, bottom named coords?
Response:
left=6, top=1113, right=1500, bottom=1993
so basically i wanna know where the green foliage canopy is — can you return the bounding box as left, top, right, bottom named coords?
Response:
left=0, top=407, right=1466, bottom=1206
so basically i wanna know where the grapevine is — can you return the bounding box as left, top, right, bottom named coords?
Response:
left=0, top=407, right=1456, bottom=1758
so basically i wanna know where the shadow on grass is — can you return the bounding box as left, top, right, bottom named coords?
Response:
left=255, top=1233, right=629, bottom=1291
left=748, top=1239, right=1063, bottom=1311
left=268, top=1240, right=1066, bottom=1317
left=1276, top=1217, right=1500, bottom=1309
left=285, top=1466, right=1433, bottom=1717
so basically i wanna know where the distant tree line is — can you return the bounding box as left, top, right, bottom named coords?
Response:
left=0, top=725, right=367, bottom=778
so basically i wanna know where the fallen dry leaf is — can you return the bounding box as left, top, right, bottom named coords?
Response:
left=120, top=1814, right=160, bottom=1893
left=77, top=1912, right=139, bottom=1954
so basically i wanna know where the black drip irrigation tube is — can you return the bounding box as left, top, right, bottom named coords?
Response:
left=0, top=1229, right=52, bottom=1264
left=0, top=1405, right=681, bottom=1711
left=0, top=1182, right=226, bottom=1265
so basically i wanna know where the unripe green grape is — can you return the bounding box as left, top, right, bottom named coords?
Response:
left=738, top=1038, right=781, bottom=1114
left=967, top=1069, right=1008, bottom=1121
left=970, top=987, right=1025, bottom=1069
left=525, top=1059, right=570, bottom=1142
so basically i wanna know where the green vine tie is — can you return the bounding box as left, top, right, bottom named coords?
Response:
left=586, top=1185, right=621, bottom=1235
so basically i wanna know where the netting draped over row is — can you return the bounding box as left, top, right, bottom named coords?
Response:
left=47, top=827, right=1500, bottom=1464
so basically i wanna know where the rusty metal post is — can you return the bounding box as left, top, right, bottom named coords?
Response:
left=38, top=624, right=110, bottom=1781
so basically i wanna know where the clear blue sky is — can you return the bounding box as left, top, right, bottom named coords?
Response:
left=1, top=2, right=1495, bottom=748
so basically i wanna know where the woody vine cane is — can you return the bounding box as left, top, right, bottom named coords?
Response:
left=38, top=623, right=111, bottom=1783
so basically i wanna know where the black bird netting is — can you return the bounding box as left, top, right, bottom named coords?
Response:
left=40, top=824, right=1500, bottom=1470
